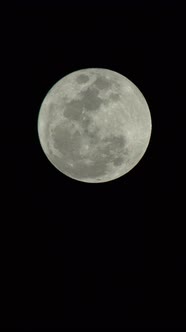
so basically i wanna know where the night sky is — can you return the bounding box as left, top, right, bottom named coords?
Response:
left=3, top=0, right=186, bottom=329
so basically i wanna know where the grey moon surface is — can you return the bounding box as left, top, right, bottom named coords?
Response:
left=37, top=68, right=152, bottom=183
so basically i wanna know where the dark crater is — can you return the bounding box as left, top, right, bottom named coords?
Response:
left=76, top=74, right=89, bottom=84
left=81, top=88, right=102, bottom=111
left=94, top=76, right=111, bottom=90
left=52, top=124, right=81, bottom=157
left=63, top=99, right=84, bottom=121
left=113, top=156, right=125, bottom=166
left=101, top=135, right=126, bottom=153
left=109, top=92, right=120, bottom=101
left=63, top=87, right=103, bottom=121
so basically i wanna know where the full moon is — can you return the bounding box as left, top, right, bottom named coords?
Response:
left=37, top=68, right=152, bottom=183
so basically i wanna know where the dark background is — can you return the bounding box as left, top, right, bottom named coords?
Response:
left=3, top=0, right=186, bottom=329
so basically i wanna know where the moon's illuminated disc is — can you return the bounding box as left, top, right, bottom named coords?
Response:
left=37, top=68, right=152, bottom=183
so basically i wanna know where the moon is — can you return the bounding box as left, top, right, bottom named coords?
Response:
left=37, top=68, right=152, bottom=183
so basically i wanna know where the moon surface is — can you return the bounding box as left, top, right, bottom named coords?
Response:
left=37, top=68, right=152, bottom=183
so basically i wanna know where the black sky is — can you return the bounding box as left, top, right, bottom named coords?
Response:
left=3, top=0, right=186, bottom=329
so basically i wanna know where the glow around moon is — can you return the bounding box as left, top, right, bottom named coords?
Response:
left=37, top=68, right=152, bottom=183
